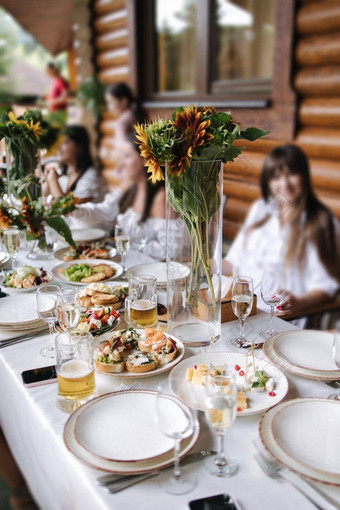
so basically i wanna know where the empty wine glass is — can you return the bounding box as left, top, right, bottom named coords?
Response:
left=155, top=392, right=196, bottom=495
left=230, top=276, right=254, bottom=348
left=129, top=223, right=147, bottom=260
left=36, top=284, right=61, bottom=358
left=3, top=227, right=20, bottom=270
left=204, top=373, right=238, bottom=477
left=57, top=287, right=81, bottom=334
left=115, top=224, right=130, bottom=276
left=260, top=267, right=286, bottom=339
left=328, top=321, right=340, bottom=400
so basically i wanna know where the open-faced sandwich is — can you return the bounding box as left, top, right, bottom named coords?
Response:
left=4, top=266, right=52, bottom=289
left=62, top=263, right=116, bottom=283
left=94, top=327, right=179, bottom=375
left=79, top=283, right=128, bottom=309
left=63, top=242, right=110, bottom=261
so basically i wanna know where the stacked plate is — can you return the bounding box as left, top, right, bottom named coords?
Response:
left=259, top=397, right=340, bottom=486
left=64, top=390, right=199, bottom=473
left=128, top=262, right=190, bottom=288
left=263, top=330, right=340, bottom=381
left=0, top=294, right=46, bottom=332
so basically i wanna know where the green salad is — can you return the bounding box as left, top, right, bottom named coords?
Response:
left=62, top=264, right=99, bottom=282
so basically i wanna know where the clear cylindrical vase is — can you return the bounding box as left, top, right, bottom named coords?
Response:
left=166, top=160, right=223, bottom=347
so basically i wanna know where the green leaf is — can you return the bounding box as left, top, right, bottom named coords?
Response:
left=238, top=127, right=270, bottom=141
left=45, top=216, right=76, bottom=248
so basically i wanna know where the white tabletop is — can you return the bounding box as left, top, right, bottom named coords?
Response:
left=0, top=249, right=339, bottom=510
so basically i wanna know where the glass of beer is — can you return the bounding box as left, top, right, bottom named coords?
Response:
left=125, top=274, right=158, bottom=328
left=55, top=331, right=95, bottom=413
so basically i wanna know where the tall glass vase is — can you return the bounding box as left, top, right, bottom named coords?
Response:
left=166, top=160, right=223, bottom=347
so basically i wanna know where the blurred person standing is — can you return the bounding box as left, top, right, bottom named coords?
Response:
left=42, top=125, right=108, bottom=204
left=45, top=62, right=68, bottom=113
left=223, top=144, right=339, bottom=323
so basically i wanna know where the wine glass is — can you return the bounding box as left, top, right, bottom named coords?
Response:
left=259, top=267, right=286, bottom=339
left=204, top=373, right=238, bottom=477
left=3, top=227, right=20, bottom=270
left=36, top=285, right=61, bottom=358
left=129, top=223, right=147, bottom=260
left=155, top=392, right=196, bottom=495
left=230, top=276, right=254, bottom=348
left=328, top=321, right=340, bottom=400
left=57, top=287, right=81, bottom=334
left=115, top=224, right=130, bottom=276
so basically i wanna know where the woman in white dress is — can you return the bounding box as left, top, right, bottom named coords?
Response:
left=223, top=144, right=339, bottom=320
left=43, top=125, right=108, bottom=204
left=69, top=140, right=167, bottom=259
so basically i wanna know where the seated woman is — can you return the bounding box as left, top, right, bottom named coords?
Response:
left=43, top=125, right=108, bottom=204
left=223, top=144, right=339, bottom=323
left=69, top=140, right=166, bottom=259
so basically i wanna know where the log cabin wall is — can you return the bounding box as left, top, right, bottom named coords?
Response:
left=93, top=0, right=340, bottom=240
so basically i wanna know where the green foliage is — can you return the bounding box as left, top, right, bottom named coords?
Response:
left=76, top=76, right=107, bottom=121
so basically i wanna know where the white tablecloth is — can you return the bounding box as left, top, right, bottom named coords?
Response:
left=0, top=250, right=339, bottom=510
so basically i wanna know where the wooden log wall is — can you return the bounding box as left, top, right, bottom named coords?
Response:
left=93, top=0, right=340, bottom=240
left=223, top=0, right=340, bottom=239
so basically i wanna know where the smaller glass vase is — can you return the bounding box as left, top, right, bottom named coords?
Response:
left=27, top=226, right=58, bottom=260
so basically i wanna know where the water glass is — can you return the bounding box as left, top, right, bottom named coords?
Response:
left=230, top=276, right=254, bottom=348
left=129, top=223, right=147, bottom=259
left=55, top=331, right=95, bottom=413
left=204, top=373, right=238, bottom=477
left=57, top=287, right=81, bottom=333
left=36, top=285, right=61, bottom=358
left=125, top=274, right=158, bottom=328
left=155, top=392, right=196, bottom=494
left=3, top=227, right=20, bottom=270
left=115, top=224, right=130, bottom=275
left=44, top=225, right=58, bottom=256
left=260, top=267, right=286, bottom=339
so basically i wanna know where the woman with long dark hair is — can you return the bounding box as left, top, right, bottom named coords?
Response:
left=43, top=125, right=108, bottom=204
left=224, top=144, right=339, bottom=319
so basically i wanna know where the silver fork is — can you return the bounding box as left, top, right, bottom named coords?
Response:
left=115, top=382, right=141, bottom=392
left=254, top=440, right=339, bottom=510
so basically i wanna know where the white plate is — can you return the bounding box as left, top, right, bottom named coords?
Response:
left=74, top=391, right=191, bottom=463
left=271, top=399, right=340, bottom=478
left=259, top=398, right=340, bottom=486
left=2, top=271, right=53, bottom=293
left=94, top=330, right=185, bottom=378
left=263, top=332, right=340, bottom=381
left=0, top=294, right=40, bottom=324
left=70, top=228, right=108, bottom=243
left=169, top=352, right=288, bottom=416
left=54, top=245, right=116, bottom=261
left=51, top=259, right=123, bottom=286
left=128, top=262, right=190, bottom=286
left=272, top=330, right=338, bottom=373
left=64, top=390, right=199, bottom=473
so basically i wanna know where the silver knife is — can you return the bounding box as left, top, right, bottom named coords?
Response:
left=0, top=330, right=47, bottom=349
left=107, top=471, right=159, bottom=494
left=97, top=450, right=217, bottom=487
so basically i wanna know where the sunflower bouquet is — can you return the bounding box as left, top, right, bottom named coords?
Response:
left=136, top=105, right=268, bottom=328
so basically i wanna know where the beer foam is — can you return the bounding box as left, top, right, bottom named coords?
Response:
left=59, top=359, right=92, bottom=379
left=131, top=299, right=155, bottom=311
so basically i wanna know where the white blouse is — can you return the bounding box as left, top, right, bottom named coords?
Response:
left=58, top=167, right=108, bottom=203
left=225, top=199, right=339, bottom=311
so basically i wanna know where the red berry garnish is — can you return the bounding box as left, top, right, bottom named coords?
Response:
left=269, top=391, right=276, bottom=397
left=238, top=370, right=244, bottom=376
left=237, top=407, right=242, bottom=412
left=235, top=364, right=240, bottom=371
left=194, top=365, right=197, bottom=370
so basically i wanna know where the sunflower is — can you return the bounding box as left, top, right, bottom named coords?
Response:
left=25, top=119, right=44, bottom=140
left=8, top=111, right=26, bottom=126
left=135, top=124, right=164, bottom=183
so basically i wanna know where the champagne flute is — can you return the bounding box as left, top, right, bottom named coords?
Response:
left=57, top=287, right=81, bottom=334
left=3, top=227, right=20, bottom=270
left=115, top=224, right=130, bottom=276
left=36, top=285, right=61, bottom=358
left=328, top=321, right=340, bottom=400
left=260, top=267, right=286, bottom=339
left=230, top=276, right=254, bottom=348
left=155, top=392, right=196, bottom=495
left=129, top=223, right=147, bottom=260
left=204, top=373, right=238, bottom=477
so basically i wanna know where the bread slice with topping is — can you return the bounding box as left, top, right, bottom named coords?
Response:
left=125, top=352, right=157, bottom=373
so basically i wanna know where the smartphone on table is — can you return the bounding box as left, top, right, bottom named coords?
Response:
left=21, top=365, right=57, bottom=388
left=189, top=494, right=242, bottom=510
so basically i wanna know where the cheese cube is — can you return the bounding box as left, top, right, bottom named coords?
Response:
left=186, top=367, right=194, bottom=381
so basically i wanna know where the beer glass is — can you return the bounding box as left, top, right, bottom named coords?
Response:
left=125, top=274, right=158, bottom=328
left=55, top=331, right=95, bottom=413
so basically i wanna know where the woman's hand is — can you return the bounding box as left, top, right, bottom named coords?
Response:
left=45, top=167, right=59, bottom=185
left=277, top=289, right=331, bottom=316
left=277, top=292, right=302, bottom=315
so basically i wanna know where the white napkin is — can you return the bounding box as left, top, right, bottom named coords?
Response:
left=207, top=274, right=233, bottom=300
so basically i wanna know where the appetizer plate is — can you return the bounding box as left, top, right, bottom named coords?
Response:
left=263, top=332, right=340, bottom=381
left=94, top=329, right=185, bottom=378
left=2, top=270, right=53, bottom=293
left=73, top=391, right=192, bottom=463
left=128, top=262, right=190, bottom=287
left=54, top=245, right=117, bottom=261
left=70, top=228, right=108, bottom=243
left=259, top=398, right=340, bottom=486
left=169, top=352, right=288, bottom=416
left=51, top=259, right=123, bottom=286
left=64, top=392, right=199, bottom=473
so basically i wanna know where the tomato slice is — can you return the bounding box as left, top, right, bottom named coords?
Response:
left=97, top=309, right=105, bottom=319
left=110, top=308, right=119, bottom=318
left=101, top=314, right=110, bottom=324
